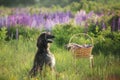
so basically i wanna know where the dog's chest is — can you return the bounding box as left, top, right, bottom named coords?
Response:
left=45, top=53, right=55, bottom=67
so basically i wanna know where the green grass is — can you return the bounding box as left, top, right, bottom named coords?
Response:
left=0, top=40, right=120, bottom=80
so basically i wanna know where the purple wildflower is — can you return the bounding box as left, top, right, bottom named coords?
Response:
left=118, top=17, right=120, bottom=31
left=111, top=18, right=115, bottom=31
left=102, top=21, right=106, bottom=30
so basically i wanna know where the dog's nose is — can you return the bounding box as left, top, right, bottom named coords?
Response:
left=52, top=35, right=55, bottom=38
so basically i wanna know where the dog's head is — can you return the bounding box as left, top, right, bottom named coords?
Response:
left=37, top=32, right=55, bottom=48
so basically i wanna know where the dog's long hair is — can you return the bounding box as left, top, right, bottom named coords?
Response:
left=29, top=32, right=55, bottom=77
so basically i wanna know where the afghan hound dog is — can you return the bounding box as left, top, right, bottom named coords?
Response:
left=29, top=32, right=55, bottom=77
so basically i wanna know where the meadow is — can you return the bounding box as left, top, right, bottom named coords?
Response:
left=0, top=0, right=120, bottom=80
left=0, top=25, right=120, bottom=80
left=0, top=35, right=120, bottom=80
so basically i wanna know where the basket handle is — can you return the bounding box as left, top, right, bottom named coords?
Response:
left=69, top=33, right=94, bottom=46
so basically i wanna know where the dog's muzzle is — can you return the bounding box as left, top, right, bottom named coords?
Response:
left=46, top=35, right=55, bottom=43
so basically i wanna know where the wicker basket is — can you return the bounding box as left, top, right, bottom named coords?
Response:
left=69, top=33, right=94, bottom=58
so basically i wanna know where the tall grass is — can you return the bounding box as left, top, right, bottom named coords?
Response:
left=0, top=39, right=120, bottom=80
left=0, top=40, right=36, bottom=80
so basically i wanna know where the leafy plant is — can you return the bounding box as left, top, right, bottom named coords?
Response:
left=92, top=28, right=120, bottom=55
left=52, top=24, right=84, bottom=46
left=0, top=27, right=7, bottom=40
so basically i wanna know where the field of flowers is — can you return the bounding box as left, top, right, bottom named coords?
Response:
left=0, top=9, right=99, bottom=29
left=0, top=7, right=120, bottom=32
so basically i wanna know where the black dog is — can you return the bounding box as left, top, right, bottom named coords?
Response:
left=29, top=32, right=55, bottom=77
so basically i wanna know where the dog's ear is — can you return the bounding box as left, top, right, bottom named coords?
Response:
left=37, top=36, right=41, bottom=47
